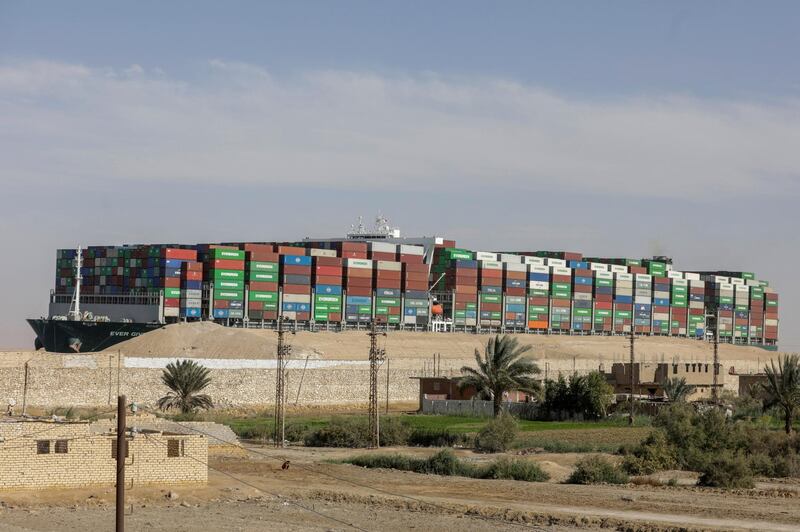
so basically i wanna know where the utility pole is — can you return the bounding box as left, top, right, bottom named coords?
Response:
left=712, top=308, right=720, bottom=403
left=628, top=330, right=635, bottom=426
left=368, top=321, right=387, bottom=448
left=274, top=318, right=292, bottom=448
left=385, top=356, right=390, bottom=415
left=22, top=361, right=29, bottom=416
left=115, top=395, right=126, bottom=532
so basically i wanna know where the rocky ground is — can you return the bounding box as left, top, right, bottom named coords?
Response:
left=1, top=445, right=798, bottom=531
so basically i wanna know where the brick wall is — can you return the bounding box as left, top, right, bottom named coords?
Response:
left=0, top=421, right=207, bottom=490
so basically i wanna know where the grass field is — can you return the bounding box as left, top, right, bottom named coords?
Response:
left=211, top=411, right=652, bottom=452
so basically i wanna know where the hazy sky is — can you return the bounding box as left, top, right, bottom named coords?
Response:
left=1, top=1, right=798, bottom=350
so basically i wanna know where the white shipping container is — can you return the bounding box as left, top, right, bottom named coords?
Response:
left=283, top=294, right=312, bottom=303
left=528, top=281, right=548, bottom=290
left=610, top=265, right=628, bottom=274
left=345, top=259, right=373, bottom=269
left=480, top=260, right=502, bottom=270
left=590, top=263, right=609, bottom=272
left=523, top=256, right=546, bottom=266
left=672, top=278, right=688, bottom=287
left=635, top=274, right=652, bottom=282
left=182, top=289, right=202, bottom=298
left=654, top=313, right=669, bottom=320
left=310, top=248, right=337, bottom=257
left=615, top=273, right=633, bottom=282
left=684, top=272, right=701, bottom=281
left=653, top=291, right=669, bottom=298
left=504, top=262, right=526, bottom=273
left=370, top=241, right=397, bottom=253
left=573, top=293, right=592, bottom=301
left=475, top=251, right=498, bottom=261
left=183, top=298, right=202, bottom=307
left=377, top=260, right=402, bottom=271
left=552, top=266, right=571, bottom=276
left=546, top=258, right=567, bottom=267
left=282, top=311, right=297, bottom=320
left=399, top=244, right=424, bottom=256
left=745, top=279, right=760, bottom=287
left=690, top=301, right=705, bottom=309
left=595, top=271, right=613, bottom=280
left=667, top=271, right=684, bottom=280
left=529, top=265, right=549, bottom=274
left=163, top=307, right=179, bottom=317
left=730, top=278, right=745, bottom=286
left=499, top=253, right=522, bottom=264
left=635, top=295, right=652, bottom=304
left=766, top=319, right=778, bottom=326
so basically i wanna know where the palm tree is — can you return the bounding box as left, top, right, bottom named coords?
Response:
left=761, top=354, right=800, bottom=434
left=663, top=377, right=693, bottom=403
left=157, top=359, right=214, bottom=414
left=457, top=335, right=541, bottom=416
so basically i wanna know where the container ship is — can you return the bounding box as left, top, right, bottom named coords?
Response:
left=28, top=217, right=779, bottom=353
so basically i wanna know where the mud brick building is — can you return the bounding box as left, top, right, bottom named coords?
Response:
left=0, top=420, right=207, bottom=490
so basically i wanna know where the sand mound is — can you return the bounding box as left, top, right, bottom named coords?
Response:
left=103, top=322, right=781, bottom=366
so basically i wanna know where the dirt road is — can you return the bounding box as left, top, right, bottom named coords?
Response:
left=1, top=445, right=798, bottom=531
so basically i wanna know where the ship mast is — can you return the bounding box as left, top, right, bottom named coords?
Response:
left=68, top=246, right=83, bottom=321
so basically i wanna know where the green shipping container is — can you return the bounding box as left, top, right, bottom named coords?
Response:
left=249, top=271, right=277, bottom=282
left=212, top=249, right=245, bottom=260
left=218, top=280, right=244, bottom=290
left=215, top=290, right=244, bottom=300
left=358, top=305, right=372, bottom=314
left=480, top=294, right=501, bottom=303
left=213, top=270, right=244, bottom=281
left=250, top=291, right=277, bottom=302
left=249, top=261, right=278, bottom=272
left=377, top=298, right=400, bottom=306
left=164, top=288, right=181, bottom=298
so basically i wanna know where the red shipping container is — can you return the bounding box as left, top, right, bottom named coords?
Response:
left=315, top=275, right=342, bottom=286
left=480, top=269, right=503, bottom=278
left=247, top=251, right=279, bottom=262
left=404, top=272, right=428, bottom=282
left=482, top=303, right=502, bottom=312
left=574, top=268, right=592, bottom=277
left=164, top=298, right=180, bottom=307
left=315, top=266, right=342, bottom=276
left=213, top=300, right=230, bottom=309
left=399, top=254, right=424, bottom=264
left=403, top=263, right=428, bottom=273
left=347, top=286, right=372, bottom=296
left=388, top=306, right=401, bottom=315
left=315, top=256, right=343, bottom=267
left=341, top=242, right=368, bottom=251
left=455, top=285, right=478, bottom=295
left=341, top=251, right=368, bottom=259
left=182, top=271, right=202, bottom=281
left=283, top=284, right=310, bottom=295
left=595, top=302, right=612, bottom=310
left=347, top=277, right=373, bottom=288
left=346, top=268, right=372, bottom=278
left=283, top=264, right=311, bottom=275
left=164, top=278, right=180, bottom=288
left=182, top=262, right=203, bottom=272
left=574, top=285, right=592, bottom=293
left=243, top=243, right=275, bottom=254
left=277, top=246, right=306, bottom=255
left=249, top=281, right=278, bottom=291
left=595, top=294, right=612, bottom=302
left=213, top=259, right=244, bottom=270
left=327, top=313, right=342, bottom=321
left=505, top=287, right=525, bottom=296
left=404, top=281, right=428, bottom=291
left=552, top=299, right=571, bottom=307
left=528, top=297, right=549, bottom=305
left=164, top=248, right=197, bottom=261
left=376, top=271, right=401, bottom=281
left=371, top=252, right=397, bottom=261
left=552, top=274, right=571, bottom=283
left=629, top=266, right=647, bottom=274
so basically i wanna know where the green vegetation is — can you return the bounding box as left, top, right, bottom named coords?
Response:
left=761, top=354, right=800, bottom=434
left=539, top=371, right=614, bottom=420
left=474, top=412, right=518, bottom=453
left=157, top=359, right=213, bottom=414
left=622, top=404, right=800, bottom=487
left=457, top=335, right=541, bottom=416
left=344, top=449, right=549, bottom=482
left=303, top=417, right=411, bottom=448
left=566, top=455, right=629, bottom=485
left=663, top=377, right=693, bottom=403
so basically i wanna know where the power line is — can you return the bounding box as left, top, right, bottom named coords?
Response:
left=0, top=408, right=119, bottom=445
left=155, top=414, right=549, bottom=531
left=142, top=433, right=368, bottom=532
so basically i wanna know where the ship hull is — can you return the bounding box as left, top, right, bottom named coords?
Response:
left=27, top=319, right=163, bottom=353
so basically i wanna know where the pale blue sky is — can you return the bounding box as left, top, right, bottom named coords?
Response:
left=0, top=1, right=798, bottom=349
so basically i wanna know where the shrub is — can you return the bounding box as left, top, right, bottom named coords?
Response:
left=480, top=457, right=550, bottom=482
left=474, top=412, right=518, bottom=453
left=622, top=430, right=677, bottom=475
left=303, top=417, right=411, bottom=448
left=408, top=428, right=468, bottom=448
left=344, top=449, right=549, bottom=482
left=567, top=455, right=629, bottom=485
left=698, top=453, right=754, bottom=489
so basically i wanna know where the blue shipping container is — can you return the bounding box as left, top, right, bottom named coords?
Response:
left=282, top=255, right=312, bottom=266
left=315, top=284, right=343, bottom=295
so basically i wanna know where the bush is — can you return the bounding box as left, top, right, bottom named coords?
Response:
left=303, top=417, right=411, bottom=448
left=481, top=457, right=550, bottom=482
left=408, top=428, right=468, bottom=448
left=621, top=430, right=677, bottom=475
left=539, top=371, right=614, bottom=421
left=344, top=449, right=549, bottom=482
left=567, top=455, right=629, bottom=485
left=698, top=453, right=754, bottom=489
left=474, top=412, right=518, bottom=453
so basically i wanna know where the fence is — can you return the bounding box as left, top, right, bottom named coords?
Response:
left=421, top=398, right=539, bottom=420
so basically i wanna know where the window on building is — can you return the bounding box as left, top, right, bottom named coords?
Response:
left=54, top=440, right=68, bottom=454
left=36, top=440, right=50, bottom=454
left=673, top=364, right=678, bottom=375
left=167, top=439, right=185, bottom=458
left=704, top=364, right=709, bottom=373
left=685, top=364, right=690, bottom=372
left=111, top=439, right=129, bottom=459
